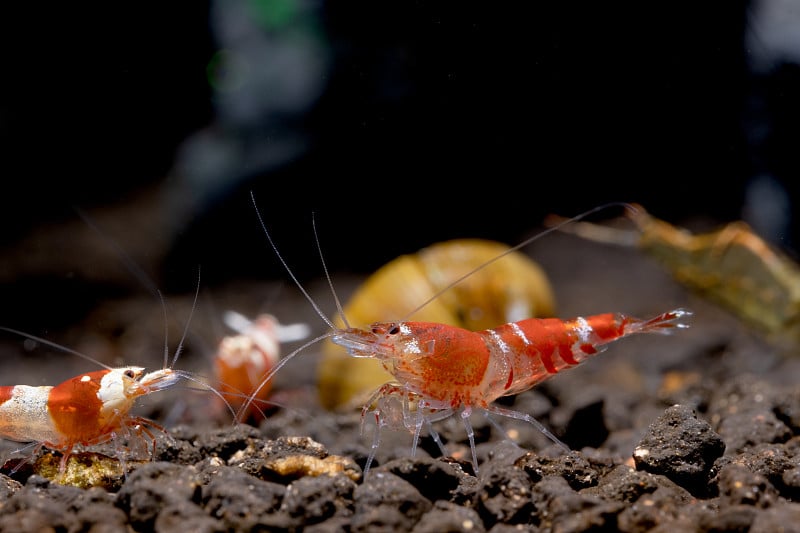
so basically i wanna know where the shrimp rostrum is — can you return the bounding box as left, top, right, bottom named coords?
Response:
left=246, top=195, right=693, bottom=476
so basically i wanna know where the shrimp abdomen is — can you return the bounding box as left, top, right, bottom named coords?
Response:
left=0, top=385, right=60, bottom=443
left=484, top=308, right=693, bottom=398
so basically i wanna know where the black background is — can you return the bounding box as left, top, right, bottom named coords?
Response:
left=1, top=1, right=798, bottom=288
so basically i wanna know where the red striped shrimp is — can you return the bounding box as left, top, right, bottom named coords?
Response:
left=0, top=283, right=234, bottom=480
left=333, top=309, right=690, bottom=474
left=243, top=195, right=693, bottom=476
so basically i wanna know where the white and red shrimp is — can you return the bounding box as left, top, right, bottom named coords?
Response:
left=332, top=309, right=691, bottom=474
left=243, top=195, right=693, bottom=476
left=213, top=309, right=310, bottom=421
left=0, top=286, right=233, bottom=480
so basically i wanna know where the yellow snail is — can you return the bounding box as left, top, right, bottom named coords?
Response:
left=317, top=238, right=557, bottom=410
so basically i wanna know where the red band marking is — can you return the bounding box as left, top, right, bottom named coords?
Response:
left=559, top=344, right=579, bottom=365
left=540, top=348, right=557, bottom=374
left=0, top=387, right=14, bottom=405
left=504, top=367, right=515, bottom=390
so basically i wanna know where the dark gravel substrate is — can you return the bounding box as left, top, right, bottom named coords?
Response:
left=1, top=226, right=799, bottom=532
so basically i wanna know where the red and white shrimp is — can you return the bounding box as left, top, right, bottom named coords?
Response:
left=332, top=309, right=691, bottom=474
left=214, top=310, right=310, bottom=421
left=0, top=289, right=234, bottom=479
left=243, top=195, right=693, bottom=476
left=0, top=355, right=179, bottom=477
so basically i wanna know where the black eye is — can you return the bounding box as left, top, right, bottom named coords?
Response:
left=124, top=369, right=136, bottom=379
left=388, top=325, right=400, bottom=335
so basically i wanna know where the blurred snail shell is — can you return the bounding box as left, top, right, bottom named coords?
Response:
left=318, top=238, right=556, bottom=410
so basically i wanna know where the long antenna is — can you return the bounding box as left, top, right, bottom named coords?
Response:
left=249, top=191, right=335, bottom=330
left=401, top=202, right=639, bottom=321
left=312, top=213, right=351, bottom=329
left=73, top=206, right=160, bottom=299
left=0, top=326, right=113, bottom=371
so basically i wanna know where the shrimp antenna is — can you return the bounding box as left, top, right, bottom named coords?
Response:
left=170, top=266, right=202, bottom=369
left=171, top=369, right=240, bottom=423
left=73, top=206, right=161, bottom=300
left=249, top=191, right=335, bottom=330
left=312, top=213, right=351, bottom=329
left=77, top=205, right=195, bottom=370
left=0, top=326, right=113, bottom=371
left=238, top=191, right=347, bottom=421
left=235, top=331, right=335, bottom=422
left=155, top=290, right=170, bottom=371
left=402, top=201, right=640, bottom=321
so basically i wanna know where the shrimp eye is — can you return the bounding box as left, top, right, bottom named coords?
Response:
left=123, top=369, right=136, bottom=379
left=388, top=325, right=400, bottom=335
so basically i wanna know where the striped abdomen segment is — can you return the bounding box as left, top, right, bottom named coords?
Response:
left=480, top=313, right=630, bottom=398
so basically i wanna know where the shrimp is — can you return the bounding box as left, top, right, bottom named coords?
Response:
left=214, top=310, right=310, bottom=421
left=0, top=355, right=179, bottom=478
left=332, top=309, right=691, bottom=474
left=0, top=278, right=235, bottom=481
left=243, top=195, right=693, bottom=476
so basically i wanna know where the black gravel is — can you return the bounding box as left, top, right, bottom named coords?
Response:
left=1, top=226, right=799, bottom=532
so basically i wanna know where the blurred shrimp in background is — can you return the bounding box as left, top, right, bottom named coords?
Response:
left=212, top=309, right=310, bottom=421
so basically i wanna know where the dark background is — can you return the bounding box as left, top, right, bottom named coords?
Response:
left=1, top=1, right=798, bottom=296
